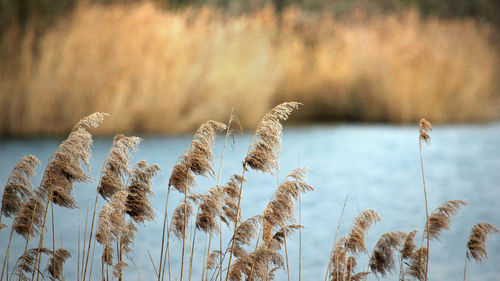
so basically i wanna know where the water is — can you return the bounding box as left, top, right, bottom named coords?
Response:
left=1, top=123, right=499, bottom=281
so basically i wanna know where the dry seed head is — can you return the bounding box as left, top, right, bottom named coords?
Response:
left=245, top=102, right=301, bottom=175
left=196, top=185, right=224, bottom=234
left=13, top=194, right=45, bottom=239
left=466, top=222, right=499, bottom=263
left=99, top=135, right=141, bottom=200
left=419, top=118, right=432, bottom=146
left=404, top=247, right=428, bottom=281
left=125, top=160, right=160, bottom=223
left=263, top=167, right=313, bottom=242
left=1, top=155, right=40, bottom=219
left=47, top=248, right=71, bottom=281
left=368, top=231, right=406, bottom=277
left=401, top=230, right=418, bottom=259
left=113, top=261, right=129, bottom=278
left=345, top=210, right=381, bottom=254
left=17, top=247, right=52, bottom=280
left=426, top=200, right=467, bottom=240
left=171, top=201, right=193, bottom=240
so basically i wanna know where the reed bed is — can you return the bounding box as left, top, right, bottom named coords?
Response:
left=0, top=3, right=499, bottom=136
left=0, top=102, right=498, bottom=281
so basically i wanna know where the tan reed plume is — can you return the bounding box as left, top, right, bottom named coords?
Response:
left=426, top=200, right=467, bottom=240
left=125, top=160, right=160, bottom=223
left=401, top=230, right=418, bottom=260
left=99, top=135, right=141, bottom=200
left=221, top=175, right=244, bottom=226
left=12, top=194, right=44, bottom=239
left=328, top=237, right=347, bottom=281
left=419, top=119, right=432, bottom=146
left=40, top=112, right=108, bottom=208
left=404, top=247, right=428, bottom=281
left=83, top=133, right=139, bottom=281
left=463, top=222, right=499, bottom=281
left=196, top=186, right=224, bottom=234
left=1, top=155, right=40, bottom=222
left=345, top=210, right=381, bottom=255
left=466, top=222, right=499, bottom=263
left=47, top=248, right=71, bottom=281
left=262, top=167, right=313, bottom=242
left=399, top=230, right=418, bottom=280
left=171, top=201, right=194, bottom=240
left=0, top=156, right=40, bottom=281
left=368, top=231, right=406, bottom=277
left=15, top=247, right=51, bottom=280
left=244, top=102, right=302, bottom=175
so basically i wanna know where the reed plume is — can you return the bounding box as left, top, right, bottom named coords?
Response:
left=228, top=240, right=284, bottom=281
left=426, top=200, right=467, bottom=240
left=99, top=135, right=141, bottom=200
left=1, top=155, right=40, bottom=221
left=345, top=210, right=381, bottom=255
left=16, top=248, right=51, bottom=281
left=171, top=202, right=194, bottom=240
left=368, top=231, right=405, bottom=277
left=47, top=248, right=71, bottom=281
left=263, top=168, right=313, bottom=242
left=221, top=175, right=244, bottom=226
left=196, top=185, right=224, bottom=234
left=0, top=156, right=40, bottom=281
left=401, top=230, right=418, bottom=260
left=328, top=237, right=347, bottom=281
left=244, top=102, right=302, bottom=175
left=83, top=133, right=139, bottom=281
left=404, top=247, right=428, bottom=281
left=231, top=215, right=263, bottom=259
left=41, top=112, right=108, bottom=208
left=125, top=160, right=160, bottom=223
left=466, top=222, right=499, bottom=263
left=12, top=194, right=45, bottom=239
left=463, top=222, right=499, bottom=281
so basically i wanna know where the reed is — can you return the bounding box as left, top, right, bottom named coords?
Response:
left=0, top=103, right=499, bottom=281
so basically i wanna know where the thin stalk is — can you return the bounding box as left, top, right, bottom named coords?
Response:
left=463, top=253, right=467, bottom=281
left=81, top=195, right=91, bottom=281
left=50, top=194, right=55, bottom=280
left=101, top=255, right=105, bottom=281
left=119, top=238, right=123, bottom=281
left=225, top=165, right=247, bottom=281
left=138, top=258, right=141, bottom=281
left=283, top=230, right=291, bottom=281
left=82, top=188, right=101, bottom=281
left=88, top=231, right=97, bottom=281
left=188, top=217, right=197, bottom=281
left=247, top=225, right=262, bottom=281
left=298, top=195, right=302, bottom=281
left=180, top=181, right=189, bottom=281
left=204, top=234, right=212, bottom=281
left=33, top=173, right=55, bottom=281
left=0, top=228, right=14, bottom=281
left=325, top=194, right=348, bottom=281
left=219, top=221, right=222, bottom=281
left=201, top=236, right=208, bottom=281
left=147, top=250, right=159, bottom=279
left=419, top=142, right=430, bottom=281
left=17, top=201, right=38, bottom=281
left=158, top=187, right=171, bottom=281
left=78, top=210, right=81, bottom=281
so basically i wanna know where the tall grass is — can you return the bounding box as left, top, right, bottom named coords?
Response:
left=0, top=3, right=499, bottom=136
left=0, top=102, right=498, bottom=281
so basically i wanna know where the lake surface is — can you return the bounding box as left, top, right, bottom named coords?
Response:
left=1, top=123, right=499, bottom=281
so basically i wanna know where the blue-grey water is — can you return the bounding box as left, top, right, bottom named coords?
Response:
left=1, top=123, right=499, bottom=281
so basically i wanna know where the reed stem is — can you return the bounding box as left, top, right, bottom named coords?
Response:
left=225, top=165, right=247, bottom=281
left=419, top=142, right=430, bottom=281
left=325, top=195, right=348, bottom=281
left=180, top=180, right=189, bottom=281
left=158, top=187, right=171, bottom=281
left=188, top=215, right=197, bottom=281
left=463, top=253, right=467, bottom=281
left=17, top=201, right=37, bottom=281
left=148, top=250, right=159, bottom=279
left=82, top=188, right=101, bottom=281
left=298, top=194, right=302, bottom=281
left=0, top=228, right=14, bottom=281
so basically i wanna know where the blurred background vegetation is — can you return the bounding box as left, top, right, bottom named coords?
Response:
left=0, top=0, right=499, bottom=136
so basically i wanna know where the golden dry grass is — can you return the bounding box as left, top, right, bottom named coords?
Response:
left=0, top=2, right=498, bottom=136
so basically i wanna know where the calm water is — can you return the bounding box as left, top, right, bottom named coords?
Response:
left=1, top=123, right=499, bottom=281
